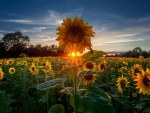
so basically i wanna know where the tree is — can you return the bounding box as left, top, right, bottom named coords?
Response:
left=2, top=31, right=30, bottom=51
left=133, top=47, right=142, bottom=58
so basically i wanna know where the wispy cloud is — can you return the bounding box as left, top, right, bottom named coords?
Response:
left=18, top=26, right=56, bottom=33
left=0, top=8, right=83, bottom=26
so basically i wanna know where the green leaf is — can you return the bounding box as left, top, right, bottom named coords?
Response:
left=36, top=78, right=67, bottom=90
left=59, top=66, right=78, bottom=77
left=81, top=93, right=116, bottom=113
left=82, top=50, right=106, bottom=60
left=39, top=94, right=48, bottom=104
left=118, top=97, right=132, bottom=108
left=48, top=104, right=65, bottom=113
left=86, top=85, right=109, bottom=100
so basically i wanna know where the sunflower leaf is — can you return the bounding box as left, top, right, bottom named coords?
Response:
left=48, top=104, right=65, bottom=113
left=80, top=92, right=116, bottom=113
left=82, top=50, right=106, bottom=60
left=36, top=78, right=67, bottom=90
left=86, top=85, right=109, bottom=100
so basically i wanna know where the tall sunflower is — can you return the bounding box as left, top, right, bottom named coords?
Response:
left=116, top=76, right=129, bottom=93
left=134, top=68, right=150, bottom=95
left=56, top=16, right=95, bottom=53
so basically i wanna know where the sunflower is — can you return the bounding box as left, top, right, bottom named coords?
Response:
left=134, top=68, right=150, bottom=95
left=0, top=68, right=4, bottom=80
left=56, top=16, right=95, bottom=53
left=97, top=62, right=105, bottom=72
left=29, top=64, right=39, bottom=75
left=9, top=68, right=16, bottom=74
left=83, top=73, right=97, bottom=85
left=83, top=61, right=96, bottom=70
left=123, top=61, right=128, bottom=66
left=42, top=61, right=52, bottom=73
left=116, top=76, right=129, bottom=93
left=132, top=93, right=137, bottom=97
left=7, top=59, right=14, bottom=65
left=118, top=66, right=127, bottom=73
left=130, top=64, right=143, bottom=78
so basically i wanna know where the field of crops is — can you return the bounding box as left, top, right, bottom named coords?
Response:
left=0, top=55, right=150, bottom=113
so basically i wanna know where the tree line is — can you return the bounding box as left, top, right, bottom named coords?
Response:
left=114, top=47, right=150, bottom=58
left=0, top=31, right=66, bottom=59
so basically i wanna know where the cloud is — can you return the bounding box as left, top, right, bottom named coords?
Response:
left=0, top=34, right=3, bottom=39
left=18, top=26, right=56, bottom=33
left=0, top=8, right=83, bottom=26
left=0, top=29, right=13, bottom=33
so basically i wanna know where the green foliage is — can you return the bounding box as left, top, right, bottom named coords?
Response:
left=70, top=85, right=116, bottom=113
left=48, top=104, right=65, bottom=113
left=0, top=91, right=14, bottom=113
left=82, top=50, right=106, bottom=60
left=36, top=78, right=67, bottom=90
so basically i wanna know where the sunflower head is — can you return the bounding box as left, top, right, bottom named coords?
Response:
left=83, top=61, right=96, bottom=70
left=116, top=76, right=129, bottom=93
left=8, top=59, right=14, bottom=65
left=83, top=73, right=97, bottom=85
left=9, top=68, right=15, bottom=74
left=0, top=68, right=4, bottom=80
left=56, top=16, right=95, bottom=53
left=131, top=64, right=143, bottom=78
left=97, top=63, right=105, bottom=72
left=29, top=65, right=39, bottom=75
left=134, top=68, right=150, bottom=95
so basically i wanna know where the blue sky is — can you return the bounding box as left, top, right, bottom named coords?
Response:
left=0, top=0, right=150, bottom=52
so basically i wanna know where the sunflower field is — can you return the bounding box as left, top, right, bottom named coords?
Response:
left=1, top=16, right=150, bottom=113
left=0, top=56, right=150, bottom=113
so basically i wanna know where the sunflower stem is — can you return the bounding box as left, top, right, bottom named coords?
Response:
left=74, top=53, right=78, bottom=113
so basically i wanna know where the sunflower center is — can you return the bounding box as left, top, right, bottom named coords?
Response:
left=84, top=74, right=93, bottom=80
left=11, top=69, right=14, bottom=72
left=100, top=63, right=105, bottom=70
left=32, top=67, right=35, bottom=71
left=85, top=62, right=94, bottom=69
left=134, top=68, right=141, bottom=75
left=120, top=80, right=126, bottom=89
left=66, top=26, right=84, bottom=43
left=143, top=76, right=150, bottom=87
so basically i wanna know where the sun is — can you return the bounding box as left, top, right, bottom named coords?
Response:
left=69, top=52, right=81, bottom=57
left=56, top=16, right=95, bottom=54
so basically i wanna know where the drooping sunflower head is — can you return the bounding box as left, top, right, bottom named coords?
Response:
left=83, top=61, right=96, bottom=70
left=0, top=68, right=4, bottom=80
left=56, top=16, right=95, bottom=53
left=134, top=68, right=150, bottom=95
left=130, top=64, right=143, bottom=78
left=116, top=76, right=129, bottom=93
left=83, top=73, right=97, bottom=85
left=9, top=68, right=16, bottom=74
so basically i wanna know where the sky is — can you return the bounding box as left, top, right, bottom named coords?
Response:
left=0, top=0, right=150, bottom=52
